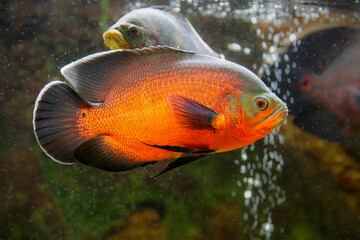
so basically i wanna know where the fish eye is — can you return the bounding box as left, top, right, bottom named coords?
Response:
left=127, top=26, right=139, bottom=39
left=300, top=75, right=311, bottom=92
left=254, top=97, right=269, bottom=111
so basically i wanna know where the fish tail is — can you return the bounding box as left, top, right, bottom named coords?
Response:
left=33, top=81, right=91, bottom=164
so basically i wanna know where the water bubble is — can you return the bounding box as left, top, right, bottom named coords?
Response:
left=228, top=42, right=242, bottom=52
left=289, top=33, right=297, bottom=42
left=241, top=150, right=248, bottom=161
left=241, top=165, right=247, bottom=174
left=243, top=47, right=252, bottom=55
left=244, top=190, right=252, bottom=199
left=251, top=16, right=258, bottom=24
left=237, top=180, right=242, bottom=187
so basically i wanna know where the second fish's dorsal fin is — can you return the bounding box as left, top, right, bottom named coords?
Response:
left=61, top=46, right=195, bottom=103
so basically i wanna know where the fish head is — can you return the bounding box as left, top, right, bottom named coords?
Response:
left=103, top=21, right=149, bottom=50
left=225, top=76, right=288, bottom=146
left=103, top=8, right=160, bottom=50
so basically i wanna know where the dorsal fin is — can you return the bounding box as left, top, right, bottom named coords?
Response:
left=61, top=46, right=194, bottom=103
left=150, top=5, right=186, bottom=19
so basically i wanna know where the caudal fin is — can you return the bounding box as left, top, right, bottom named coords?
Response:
left=33, top=81, right=91, bottom=164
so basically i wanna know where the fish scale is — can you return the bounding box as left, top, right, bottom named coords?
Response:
left=85, top=80, right=224, bottom=160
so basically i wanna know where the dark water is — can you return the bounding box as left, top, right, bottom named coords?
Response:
left=1, top=0, right=360, bottom=239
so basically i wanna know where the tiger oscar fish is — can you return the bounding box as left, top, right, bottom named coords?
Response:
left=33, top=46, right=287, bottom=176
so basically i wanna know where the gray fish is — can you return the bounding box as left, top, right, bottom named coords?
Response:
left=103, top=6, right=222, bottom=58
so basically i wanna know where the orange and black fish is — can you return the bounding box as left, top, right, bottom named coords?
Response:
left=33, top=46, right=287, bottom=175
left=103, top=6, right=221, bottom=58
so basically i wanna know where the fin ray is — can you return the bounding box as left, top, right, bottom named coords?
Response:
left=33, top=81, right=91, bottom=164
left=148, top=154, right=208, bottom=179
left=168, top=94, right=220, bottom=129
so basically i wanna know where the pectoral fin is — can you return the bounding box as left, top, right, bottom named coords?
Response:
left=168, top=94, right=225, bottom=129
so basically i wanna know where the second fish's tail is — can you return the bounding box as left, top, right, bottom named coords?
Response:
left=33, top=81, right=91, bottom=164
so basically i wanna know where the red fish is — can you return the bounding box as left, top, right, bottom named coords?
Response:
left=264, top=27, right=360, bottom=142
left=300, top=42, right=360, bottom=127
left=33, top=46, right=287, bottom=175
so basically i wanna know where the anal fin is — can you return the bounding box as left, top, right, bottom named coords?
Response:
left=147, top=154, right=208, bottom=179
left=144, top=143, right=215, bottom=179
left=73, top=135, right=147, bottom=172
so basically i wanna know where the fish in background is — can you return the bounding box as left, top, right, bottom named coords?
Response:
left=102, top=6, right=222, bottom=58
left=263, top=27, right=360, bottom=142
left=33, top=46, right=287, bottom=176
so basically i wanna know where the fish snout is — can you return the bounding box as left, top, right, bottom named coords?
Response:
left=103, top=29, right=131, bottom=50
left=268, top=104, right=288, bottom=129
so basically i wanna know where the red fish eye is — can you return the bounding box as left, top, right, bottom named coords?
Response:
left=254, top=97, right=269, bottom=110
left=300, top=75, right=312, bottom=93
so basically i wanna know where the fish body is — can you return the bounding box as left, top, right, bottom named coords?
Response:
left=33, top=46, right=287, bottom=173
left=263, top=27, right=360, bottom=141
left=303, top=42, right=360, bottom=126
left=103, top=6, right=221, bottom=58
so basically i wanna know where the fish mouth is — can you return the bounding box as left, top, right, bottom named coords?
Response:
left=266, top=105, right=288, bottom=130
left=103, top=29, right=131, bottom=50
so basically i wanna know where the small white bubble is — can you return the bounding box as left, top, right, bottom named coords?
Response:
left=244, top=190, right=252, bottom=199
left=262, top=41, right=268, bottom=49
left=264, top=222, right=274, bottom=232
left=250, top=143, right=255, bottom=151
left=289, top=34, right=297, bottom=42
left=256, top=28, right=261, bottom=36
left=251, top=16, right=258, bottom=24
left=270, top=81, right=278, bottom=91
left=254, top=179, right=261, bottom=187
left=248, top=177, right=254, bottom=185
left=228, top=42, right=241, bottom=52
left=284, top=54, right=289, bottom=62
left=269, top=46, right=277, bottom=53
left=293, top=18, right=299, bottom=26
left=241, top=151, right=248, bottom=161
left=243, top=48, right=251, bottom=55
left=236, top=180, right=242, bottom=187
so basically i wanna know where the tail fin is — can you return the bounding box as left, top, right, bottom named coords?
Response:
left=33, top=81, right=91, bottom=164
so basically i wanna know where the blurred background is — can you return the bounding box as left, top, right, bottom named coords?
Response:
left=1, top=0, right=359, bottom=239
